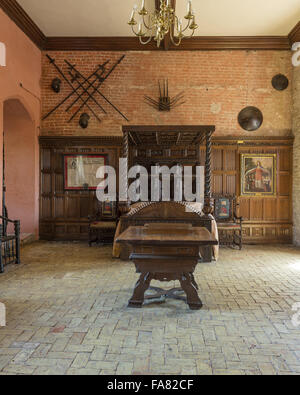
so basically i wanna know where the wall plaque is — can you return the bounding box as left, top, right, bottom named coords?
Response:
left=64, top=154, right=107, bottom=190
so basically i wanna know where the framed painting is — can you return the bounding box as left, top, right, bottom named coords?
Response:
left=64, top=154, right=107, bottom=190
left=240, top=154, right=277, bottom=197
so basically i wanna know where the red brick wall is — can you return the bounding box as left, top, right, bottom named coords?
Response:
left=41, top=50, right=292, bottom=137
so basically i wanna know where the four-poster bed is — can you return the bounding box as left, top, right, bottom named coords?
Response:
left=114, top=124, right=218, bottom=309
left=113, top=125, right=218, bottom=262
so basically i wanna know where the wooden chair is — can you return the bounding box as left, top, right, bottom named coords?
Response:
left=88, top=201, right=118, bottom=246
left=213, top=194, right=243, bottom=250
left=0, top=217, right=21, bottom=273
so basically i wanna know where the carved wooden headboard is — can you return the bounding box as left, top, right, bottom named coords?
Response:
left=125, top=201, right=202, bottom=219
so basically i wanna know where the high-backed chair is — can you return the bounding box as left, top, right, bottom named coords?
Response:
left=213, top=194, right=243, bottom=250
left=0, top=216, right=21, bottom=273
left=88, top=201, right=118, bottom=246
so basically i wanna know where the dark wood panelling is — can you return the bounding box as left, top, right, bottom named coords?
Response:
left=250, top=199, right=264, bottom=220
left=279, top=174, right=290, bottom=196
left=39, top=136, right=123, bottom=147
left=211, top=136, right=293, bottom=244
left=212, top=149, right=223, bottom=170
left=225, top=175, right=236, bottom=195
left=263, top=199, right=277, bottom=221
left=39, top=136, right=122, bottom=241
left=239, top=198, right=250, bottom=221
left=40, top=136, right=293, bottom=243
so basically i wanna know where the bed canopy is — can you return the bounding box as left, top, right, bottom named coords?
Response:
left=120, top=125, right=215, bottom=215
left=114, top=125, right=216, bottom=261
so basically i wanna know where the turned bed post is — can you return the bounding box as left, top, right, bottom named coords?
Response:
left=203, top=130, right=213, bottom=215
left=123, top=129, right=129, bottom=178
left=119, top=130, right=130, bottom=214
left=201, top=130, right=214, bottom=263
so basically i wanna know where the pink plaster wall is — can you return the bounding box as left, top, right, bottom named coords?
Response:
left=0, top=9, right=41, bottom=237
left=4, top=100, right=36, bottom=234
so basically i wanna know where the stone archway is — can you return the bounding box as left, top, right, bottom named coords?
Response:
left=3, top=98, right=38, bottom=236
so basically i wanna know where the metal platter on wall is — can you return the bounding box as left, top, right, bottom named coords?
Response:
left=272, top=74, right=289, bottom=91
left=238, top=106, right=263, bottom=132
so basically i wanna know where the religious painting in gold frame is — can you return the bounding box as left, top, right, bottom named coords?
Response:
left=240, top=154, right=277, bottom=197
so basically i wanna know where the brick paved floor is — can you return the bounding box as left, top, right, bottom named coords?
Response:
left=0, top=242, right=299, bottom=375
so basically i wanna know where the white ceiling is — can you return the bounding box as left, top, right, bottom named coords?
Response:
left=17, top=0, right=300, bottom=37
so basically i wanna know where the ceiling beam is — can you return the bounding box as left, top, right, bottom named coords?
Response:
left=0, top=0, right=46, bottom=49
left=45, top=35, right=290, bottom=51
left=289, top=21, right=300, bottom=45
left=45, top=36, right=158, bottom=51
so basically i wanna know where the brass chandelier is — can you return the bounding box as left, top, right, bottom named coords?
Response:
left=128, top=0, right=198, bottom=48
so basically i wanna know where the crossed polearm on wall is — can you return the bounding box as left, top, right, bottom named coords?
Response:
left=42, top=54, right=129, bottom=123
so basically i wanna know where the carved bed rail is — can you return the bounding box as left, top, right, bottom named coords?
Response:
left=113, top=201, right=215, bottom=262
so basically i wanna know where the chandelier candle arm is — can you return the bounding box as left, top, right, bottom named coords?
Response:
left=178, top=19, right=183, bottom=33
left=130, top=7, right=135, bottom=20
left=180, top=16, right=194, bottom=34
left=128, top=4, right=138, bottom=26
left=139, top=34, right=153, bottom=45
left=142, top=14, right=153, bottom=31
left=128, top=0, right=198, bottom=49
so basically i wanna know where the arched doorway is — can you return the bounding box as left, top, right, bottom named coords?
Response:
left=3, top=98, right=37, bottom=236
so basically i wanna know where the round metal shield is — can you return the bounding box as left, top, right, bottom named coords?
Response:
left=272, top=74, right=289, bottom=91
left=238, top=106, right=263, bottom=132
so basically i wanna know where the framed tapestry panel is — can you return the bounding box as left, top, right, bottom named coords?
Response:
left=102, top=200, right=117, bottom=219
left=240, top=154, right=277, bottom=197
left=214, top=197, right=233, bottom=222
left=64, top=154, right=107, bottom=190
